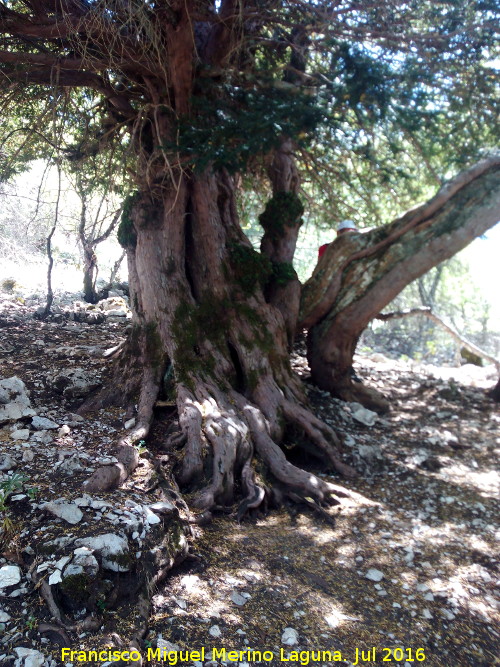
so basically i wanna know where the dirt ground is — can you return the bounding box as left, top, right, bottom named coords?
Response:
left=0, top=296, right=498, bottom=667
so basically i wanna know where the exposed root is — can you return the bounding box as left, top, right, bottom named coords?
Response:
left=281, top=399, right=356, bottom=478
left=236, top=397, right=359, bottom=507
left=287, top=492, right=338, bottom=526
left=335, top=379, right=391, bottom=415
left=37, top=578, right=100, bottom=634
left=177, top=385, right=206, bottom=486
left=237, top=458, right=266, bottom=522
left=82, top=361, right=361, bottom=516
left=83, top=367, right=159, bottom=493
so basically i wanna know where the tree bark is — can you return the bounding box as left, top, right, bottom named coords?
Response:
left=490, top=377, right=500, bottom=402
left=300, top=155, right=500, bottom=412
left=82, top=242, right=98, bottom=303
left=260, top=139, right=303, bottom=347
left=82, top=167, right=356, bottom=517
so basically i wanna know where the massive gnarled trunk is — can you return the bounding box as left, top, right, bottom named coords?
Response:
left=83, top=166, right=355, bottom=517
left=301, top=156, right=500, bottom=411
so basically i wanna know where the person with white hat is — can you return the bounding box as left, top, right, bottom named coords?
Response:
left=337, top=219, right=358, bottom=234
left=318, top=220, right=358, bottom=259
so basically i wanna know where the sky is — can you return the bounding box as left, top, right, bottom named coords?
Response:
left=461, top=222, right=500, bottom=327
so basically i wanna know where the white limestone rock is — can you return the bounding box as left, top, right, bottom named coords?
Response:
left=13, top=647, right=45, bottom=667
left=0, top=377, right=35, bottom=423
left=281, top=627, right=299, bottom=646
left=10, top=428, right=30, bottom=441
left=0, top=454, right=17, bottom=471
left=47, top=368, right=100, bottom=399
left=40, top=501, right=84, bottom=525
left=230, top=591, right=248, bottom=606
left=32, top=416, right=59, bottom=430
left=75, top=533, right=130, bottom=572
left=0, top=565, right=21, bottom=589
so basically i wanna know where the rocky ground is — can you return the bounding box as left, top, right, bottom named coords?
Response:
left=0, top=286, right=499, bottom=667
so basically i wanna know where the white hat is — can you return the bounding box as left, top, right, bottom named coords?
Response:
left=337, top=219, right=357, bottom=231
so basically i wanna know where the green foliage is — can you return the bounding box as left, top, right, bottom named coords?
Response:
left=0, top=473, right=26, bottom=511
left=259, top=192, right=304, bottom=240
left=0, top=473, right=27, bottom=542
left=165, top=88, right=322, bottom=173
left=117, top=192, right=140, bottom=248
left=271, top=261, right=298, bottom=286
left=25, top=616, right=38, bottom=631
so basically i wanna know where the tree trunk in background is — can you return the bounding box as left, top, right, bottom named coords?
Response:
left=260, top=139, right=303, bottom=347
left=82, top=242, right=99, bottom=304
left=300, top=156, right=500, bottom=412
left=490, top=377, right=500, bottom=402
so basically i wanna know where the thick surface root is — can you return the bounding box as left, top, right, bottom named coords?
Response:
left=82, top=366, right=159, bottom=493
left=82, top=372, right=359, bottom=517
left=334, top=379, right=391, bottom=415
left=172, top=376, right=360, bottom=519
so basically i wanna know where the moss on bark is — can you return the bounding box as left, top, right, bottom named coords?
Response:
left=259, top=192, right=304, bottom=240
left=117, top=192, right=140, bottom=249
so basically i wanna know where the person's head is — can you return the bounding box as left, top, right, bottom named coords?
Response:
left=337, top=220, right=358, bottom=235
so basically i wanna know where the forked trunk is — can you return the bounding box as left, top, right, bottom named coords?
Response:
left=301, top=156, right=500, bottom=412
left=82, top=167, right=356, bottom=517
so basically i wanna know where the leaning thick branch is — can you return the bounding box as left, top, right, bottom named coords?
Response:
left=376, top=308, right=500, bottom=370
left=0, top=65, right=135, bottom=114
left=0, top=49, right=153, bottom=79
left=300, top=154, right=500, bottom=330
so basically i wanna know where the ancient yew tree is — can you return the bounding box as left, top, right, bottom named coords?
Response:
left=1, top=0, right=498, bottom=516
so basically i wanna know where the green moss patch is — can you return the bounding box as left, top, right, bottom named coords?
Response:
left=117, top=192, right=140, bottom=249
left=259, top=192, right=304, bottom=240
left=228, top=243, right=272, bottom=296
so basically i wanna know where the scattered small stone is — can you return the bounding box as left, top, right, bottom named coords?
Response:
left=0, top=565, right=21, bottom=589
left=0, top=376, right=35, bottom=423
left=13, top=647, right=46, bottom=667
left=209, top=625, right=221, bottom=638
left=0, top=453, right=17, bottom=471
left=10, top=428, right=30, bottom=441
left=32, top=416, right=59, bottom=430
left=365, top=569, right=384, bottom=582
left=75, top=533, right=130, bottom=572
left=230, top=591, right=248, bottom=606
left=351, top=405, right=378, bottom=426
left=40, top=501, right=83, bottom=525
left=281, top=627, right=299, bottom=646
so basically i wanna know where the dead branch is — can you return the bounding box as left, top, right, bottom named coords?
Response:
left=375, top=307, right=500, bottom=370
